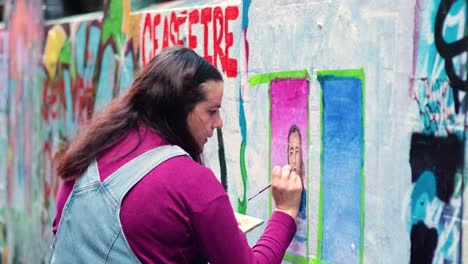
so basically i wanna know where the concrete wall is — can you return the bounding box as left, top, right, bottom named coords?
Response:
left=0, top=0, right=466, bottom=263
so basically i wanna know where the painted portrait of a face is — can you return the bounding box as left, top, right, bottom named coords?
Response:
left=288, top=124, right=304, bottom=184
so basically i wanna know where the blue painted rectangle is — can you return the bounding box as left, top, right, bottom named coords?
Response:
left=321, top=77, right=362, bottom=263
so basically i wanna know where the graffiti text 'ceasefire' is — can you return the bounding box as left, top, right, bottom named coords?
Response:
left=141, top=6, right=239, bottom=78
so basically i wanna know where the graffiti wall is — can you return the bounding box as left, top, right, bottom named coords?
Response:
left=409, top=0, right=467, bottom=263
left=0, top=0, right=467, bottom=263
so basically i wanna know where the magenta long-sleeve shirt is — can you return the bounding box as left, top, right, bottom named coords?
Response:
left=53, top=126, right=296, bottom=263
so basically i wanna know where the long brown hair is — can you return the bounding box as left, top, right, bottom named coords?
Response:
left=55, top=46, right=223, bottom=180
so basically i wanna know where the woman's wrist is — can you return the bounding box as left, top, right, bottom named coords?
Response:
left=274, top=208, right=298, bottom=219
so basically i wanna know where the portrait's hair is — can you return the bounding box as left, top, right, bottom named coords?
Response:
left=56, top=46, right=223, bottom=180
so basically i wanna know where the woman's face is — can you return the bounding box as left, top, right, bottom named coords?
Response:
left=187, top=80, right=224, bottom=151
left=288, top=131, right=302, bottom=175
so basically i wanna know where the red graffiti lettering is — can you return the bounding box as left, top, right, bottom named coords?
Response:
left=188, top=10, right=199, bottom=49
left=213, top=7, right=223, bottom=69
left=178, top=11, right=188, bottom=45
left=153, top=14, right=161, bottom=52
left=42, top=77, right=63, bottom=122
left=170, top=12, right=183, bottom=45
left=201, top=7, right=213, bottom=64
left=140, top=6, right=239, bottom=78
left=142, top=14, right=152, bottom=67
left=224, top=6, right=239, bottom=77
left=162, top=16, right=170, bottom=48
left=141, top=13, right=161, bottom=67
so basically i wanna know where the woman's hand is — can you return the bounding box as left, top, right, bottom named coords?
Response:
left=271, top=165, right=303, bottom=218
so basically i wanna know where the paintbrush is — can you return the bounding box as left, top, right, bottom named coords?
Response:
left=247, top=184, right=271, bottom=201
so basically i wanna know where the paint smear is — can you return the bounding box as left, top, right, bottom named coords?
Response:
left=43, top=25, right=67, bottom=79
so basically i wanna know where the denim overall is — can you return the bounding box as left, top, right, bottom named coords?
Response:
left=50, top=145, right=189, bottom=263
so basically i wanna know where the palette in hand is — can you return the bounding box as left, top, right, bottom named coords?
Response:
left=234, top=213, right=265, bottom=233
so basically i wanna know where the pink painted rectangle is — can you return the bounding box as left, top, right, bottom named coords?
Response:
left=270, top=77, right=309, bottom=257
left=270, top=78, right=309, bottom=168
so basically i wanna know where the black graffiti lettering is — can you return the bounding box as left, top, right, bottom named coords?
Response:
left=434, top=0, right=468, bottom=113
left=410, top=133, right=463, bottom=202
left=409, top=133, right=464, bottom=262
left=410, top=221, right=438, bottom=264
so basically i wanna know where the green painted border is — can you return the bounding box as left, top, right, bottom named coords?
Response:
left=249, top=69, right=311, bottom=263
left=316, top=68, right=365, bottom=264
left=268, top=82, right=272, bottom=215
left=316, top=69, right=365, bottom=84
left=248, top=69, right=310, bottom=86
left=309, top=257, right=331, bottom=264
left=285, top=252, right=308, bottom=263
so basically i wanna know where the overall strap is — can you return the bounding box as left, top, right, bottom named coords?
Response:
left=74, top=160, right=100, bottom=189
left=103, top=145, right=189, bottom=205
